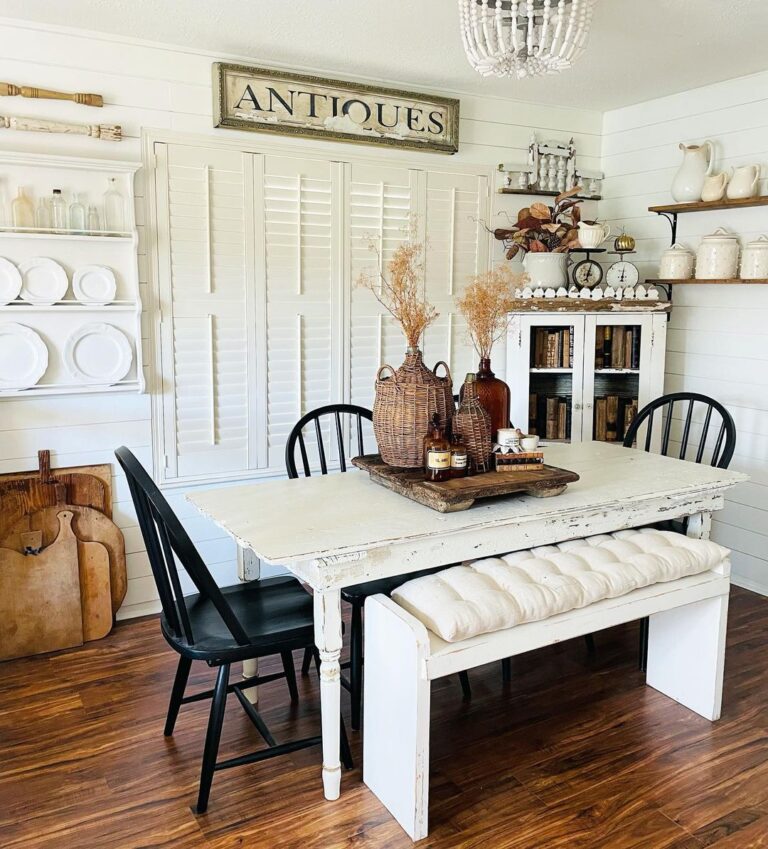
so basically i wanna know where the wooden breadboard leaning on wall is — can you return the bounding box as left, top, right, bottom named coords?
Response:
left=0, top=450, right=126, bottom=661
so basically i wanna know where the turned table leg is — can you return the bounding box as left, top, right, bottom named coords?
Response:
left=314, top=588, right=343, bottom=800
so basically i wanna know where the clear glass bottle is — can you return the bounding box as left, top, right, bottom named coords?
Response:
left=104, top=177, right=125, bottom=233
left=423, top=413, right=452, bottom=483
left=69, top=194, right=86, bottom=233
left=35, top=197, right=52, bottom=232
left=11, top=187, right=34, bottom=229
left=450, top=433, right=468, bottom=479
left=87, top=205, right=102, bottom=233
left=51, top=189, right=67, bottom=231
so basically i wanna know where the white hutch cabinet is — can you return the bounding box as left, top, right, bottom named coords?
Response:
left=506, top=304, right=669, bottom=446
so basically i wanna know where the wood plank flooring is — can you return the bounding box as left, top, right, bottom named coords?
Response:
left=1, top=586, right=767, bottom=849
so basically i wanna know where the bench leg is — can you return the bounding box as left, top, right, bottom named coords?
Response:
left=646, top=592, right=728, bottom=721
left=364, top=596, right=431, bottom=842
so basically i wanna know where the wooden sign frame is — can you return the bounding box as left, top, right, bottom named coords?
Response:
left=213, top=62, right=459, bottom=154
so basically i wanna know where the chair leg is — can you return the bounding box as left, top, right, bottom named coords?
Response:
left=165, top=655, right=192, bottom=737
left=196, top=663, right=230, bottom=815
left=584, top=633, right=596, bottom=655
left=501, top=657, right=512, bottom=683
left=281, top=651, right=299, bottom=702
left=638, top=617, right=650, bottom=672
left=301, top=646, right=314, bottom=676
left=458, top=670, right=472, bottom=700
left=340, top=716, right=354, bottom=770
left=350, top=602, right=364, bottom=731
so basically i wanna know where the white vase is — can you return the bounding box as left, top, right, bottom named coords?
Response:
left=671, top=141, right=714, bottom=202
left=523, top=252, right=568, bottom=288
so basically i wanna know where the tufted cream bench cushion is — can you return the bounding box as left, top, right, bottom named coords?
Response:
left=390, top=529, right=730, bottom=643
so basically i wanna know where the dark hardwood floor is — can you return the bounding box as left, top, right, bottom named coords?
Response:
left=1, top=586, right=767, bottom=849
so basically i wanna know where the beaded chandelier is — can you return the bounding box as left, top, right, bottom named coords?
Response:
left=459, top=0, right=597, bottom=79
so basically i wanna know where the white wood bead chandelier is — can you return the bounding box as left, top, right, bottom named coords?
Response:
left=459, top=0, right=597, bottom=79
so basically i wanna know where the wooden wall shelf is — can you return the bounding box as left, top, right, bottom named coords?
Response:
left=509, top=298, right=671, bottom=313
left=648, top=196, right=768, bottom=215
left=646, top=278, right=768, bottom=286
left=498, top=188, right=601, bottom=201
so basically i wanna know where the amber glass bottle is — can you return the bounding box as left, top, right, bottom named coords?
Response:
left=423, top=413, right=452, bottom=482
left=450, top=433, right=468, bottom=479
left=460, top=357, right=510, bottom=441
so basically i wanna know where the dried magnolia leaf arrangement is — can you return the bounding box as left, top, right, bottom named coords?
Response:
left=356, top=223, right=438, bottom=349
left=493, top=186, right=582, bottom=260
left=456, top=264, right=528, bottom=360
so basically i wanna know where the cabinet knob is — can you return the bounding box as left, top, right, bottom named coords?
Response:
left=574, top=402, right=582, bottom=411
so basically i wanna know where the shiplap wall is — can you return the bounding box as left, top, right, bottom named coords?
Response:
left=0, top=20, right=602, bottom=618
left=601, top=70, right=768, bottom=596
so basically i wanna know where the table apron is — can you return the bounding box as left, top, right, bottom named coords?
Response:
left=281, top=490, right=725, bottom=591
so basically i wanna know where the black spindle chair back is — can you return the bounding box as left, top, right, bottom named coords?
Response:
left=623, top=392, right=736, bottom=469
left=115, top=446, right=250, bottom=648
left=285, top=403, right=372, bottom=479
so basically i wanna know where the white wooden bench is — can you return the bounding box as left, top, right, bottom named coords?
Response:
left=362, top=530, right=731, bottom=841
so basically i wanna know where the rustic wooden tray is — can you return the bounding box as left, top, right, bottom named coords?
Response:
left=352, top=455, right=579, bottom=513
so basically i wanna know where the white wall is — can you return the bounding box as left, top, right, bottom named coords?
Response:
left=601, top=70, right=768, bottom=595
left=0, top=20, right=602, bottom=618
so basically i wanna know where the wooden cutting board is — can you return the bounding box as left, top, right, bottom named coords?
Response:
left=352, top=454, right=580, bottom=512
left=1, top=494, right=127, bottom=614
left=0, top=450, right=112, bottom=542
left=0, top=510, right=83, bottom=662
left=78, top=540, right=112, bottom=642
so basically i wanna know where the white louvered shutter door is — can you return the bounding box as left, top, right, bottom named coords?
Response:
left=155, top=143, right=255, bottom=482
left=348, top=163, right=419, bottom=412
left=421, top=170, right=490, bottom=386
left=259, top=154, right=341, bottom=470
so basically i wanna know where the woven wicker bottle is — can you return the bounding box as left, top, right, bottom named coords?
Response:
left=373, top=347, right=454, bottom=468
left=453, top=373, right=492, bottom=473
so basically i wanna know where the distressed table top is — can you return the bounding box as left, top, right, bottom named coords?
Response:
left=187, top=443, right=746, bottom=570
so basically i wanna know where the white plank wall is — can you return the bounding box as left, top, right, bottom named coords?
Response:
left=601, top=70, right=768, bottom=595
left=0, top=20, right=601, bottom=618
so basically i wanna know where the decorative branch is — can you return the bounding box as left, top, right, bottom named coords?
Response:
left=0, top=82, right=103, bottom=108
left=0, top=114, right=121, bottom=141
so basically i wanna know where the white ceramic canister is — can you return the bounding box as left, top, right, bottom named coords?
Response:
left=696, top=227, right=740, bottom=279
left=659, top=243, right=695, bottom=280
left=740, top=235, right=768, bottom=280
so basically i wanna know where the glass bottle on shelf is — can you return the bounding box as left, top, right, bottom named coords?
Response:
left=104, top=177, right=125, bottom=233
left=34, top=197, right=52, bottom=232
left=51, top=189, right=67, bottom=231
left=87, top=205, right=102, bottom=233
left=449, top=433, right=468, bottom=479
left=69, top=194, right=86, bottom=233
left=423, top=413, right=452, bottom=483
left=11, top=187, right=34, bottom=229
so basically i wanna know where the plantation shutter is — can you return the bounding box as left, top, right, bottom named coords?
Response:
left=421, top=170, right=490, bottom=385
left=155, top=143, right=256, bottom=481
left=348, top=163, right=419, bottom=411
left=259, top=154, right=342, bottom=469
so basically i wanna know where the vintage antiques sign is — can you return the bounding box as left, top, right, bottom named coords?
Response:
left=213, top=62, right=459, bottom=154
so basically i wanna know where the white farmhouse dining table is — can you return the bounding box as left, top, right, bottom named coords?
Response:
left=187, top=441, right=746, bottom=801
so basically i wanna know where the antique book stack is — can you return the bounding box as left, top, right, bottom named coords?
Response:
left=594, top=396, right=638, bottom=442
left=531, top=327, right=574, bottom=369
left=528, top=393, right=571, bottom=440
left=595, top=326, right=641, bottom=370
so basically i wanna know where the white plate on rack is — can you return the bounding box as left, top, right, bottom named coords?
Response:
left=64, top=322, right=132, bottom=385
left=0, top=257, right=22, bottom=305
left=18, top=257, right=69, bottom=305
left=72, top=265, right=117, bottom=305
left=0, top=323, right=49, bottom=389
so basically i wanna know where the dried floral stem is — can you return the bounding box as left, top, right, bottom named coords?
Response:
left=456, top=264, right=528, bottom=360
left=356, top=227, right=438, bottom=349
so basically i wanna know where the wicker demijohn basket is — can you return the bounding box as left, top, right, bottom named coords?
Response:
left=373, top=348, right=454, bottom=468
left=454, top=373, right=492, bottom=473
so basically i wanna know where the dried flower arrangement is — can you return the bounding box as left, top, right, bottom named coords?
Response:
left=356, top=226, right=438, bottom=349
left=493, top=186, right=583, bottom=260
left=456, top=265, right=528, bottom=359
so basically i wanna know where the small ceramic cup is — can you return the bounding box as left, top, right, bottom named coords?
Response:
left=521, top=434, right=540, bottom=451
